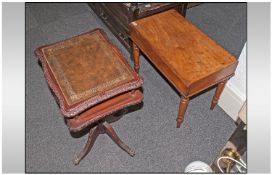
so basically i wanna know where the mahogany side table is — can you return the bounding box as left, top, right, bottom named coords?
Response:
left=129, top=9, right=238, bottom=128
left=35, top=29, right=143, bottom=164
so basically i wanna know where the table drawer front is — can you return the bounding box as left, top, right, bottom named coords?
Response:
left=101, top=3, right=131, bottom=27
left=98, top=6, right=131, bottom=49
left=136, top=3, right=181, bottom=18
left=89, top=3, right=188, bottom=51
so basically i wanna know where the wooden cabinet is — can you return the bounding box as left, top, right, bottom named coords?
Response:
left=88, top=3, right=188, bottom=51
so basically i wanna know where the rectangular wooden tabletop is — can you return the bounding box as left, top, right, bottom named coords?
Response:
left=129, top=9, right=238, bottom=97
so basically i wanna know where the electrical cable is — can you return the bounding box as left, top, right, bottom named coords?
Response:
left=235, top=164, right=242, bottom=173
left=239, top=158, right=247, bottom=167
left=217, top=156, right=247, bottom=173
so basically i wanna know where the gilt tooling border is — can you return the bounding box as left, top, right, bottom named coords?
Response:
left=35, top=28, right=143, bottom=118
left=42, top=30, right=133, bottom=105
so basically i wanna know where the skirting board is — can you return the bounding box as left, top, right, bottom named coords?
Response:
left=218, top=82, right=246, bottom=121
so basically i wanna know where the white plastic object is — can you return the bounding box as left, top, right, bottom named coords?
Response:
left=185, top=161, right=213, bottom=173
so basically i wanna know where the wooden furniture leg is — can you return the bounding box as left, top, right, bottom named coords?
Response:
left=74, top=121, right=135, bottom=165
left=74, top=125, right=99, bottom=165
left=132, top=42, right=140, bottom=73
left=102, top=121, right=135, bottom=156
left=176, top=97, right=189, bottom=128
left=210, top=80, right=227, bottom=110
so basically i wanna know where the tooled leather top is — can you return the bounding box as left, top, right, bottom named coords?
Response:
left=35, top=29, right=143, bottom=117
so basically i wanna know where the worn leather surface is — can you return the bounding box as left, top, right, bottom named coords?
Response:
left=35, top=29, right=143, bottom=117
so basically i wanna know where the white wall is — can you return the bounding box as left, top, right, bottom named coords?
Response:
left=229, top=42, right=247, bottom=101
left=218, top=42, right=247, bottom=121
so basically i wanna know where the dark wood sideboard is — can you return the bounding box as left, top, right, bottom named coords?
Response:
left=88, top=3, right=188, bottom=51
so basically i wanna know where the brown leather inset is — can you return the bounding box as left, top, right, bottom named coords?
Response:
left=42, top=30, right=135, bottom=105
left=35, top=29, right=143, bottom=117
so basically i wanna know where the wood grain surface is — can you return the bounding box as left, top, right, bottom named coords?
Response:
left=129, top=9, right=238, bottom=97
left=89, top=3, right=188, bottom=50
left=129, top=9, right=238, bottom=127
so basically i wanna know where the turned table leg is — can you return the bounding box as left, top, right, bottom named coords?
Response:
left=210, top=80, right=227, bottom=110
left=132, top=42, right=140, bottom=73
left=176, top=97, right=189, bottom=128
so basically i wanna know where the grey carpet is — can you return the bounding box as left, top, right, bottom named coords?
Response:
left=25, top=3, right=246, bottom=173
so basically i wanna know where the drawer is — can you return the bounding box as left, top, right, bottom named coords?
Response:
left=101, top=3, right=131, bottom=27
left=100, top=4, right=129, bottom=32
left=97, top=6, right=131, bottom=49
left=88, top=2, right=188, bottom=52
left=136, top=3, right=180, bottom=19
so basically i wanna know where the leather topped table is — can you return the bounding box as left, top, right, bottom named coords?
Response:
left=129, top=9, right=238, bottom=128
left=35, top=29, right=143, bottom=164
